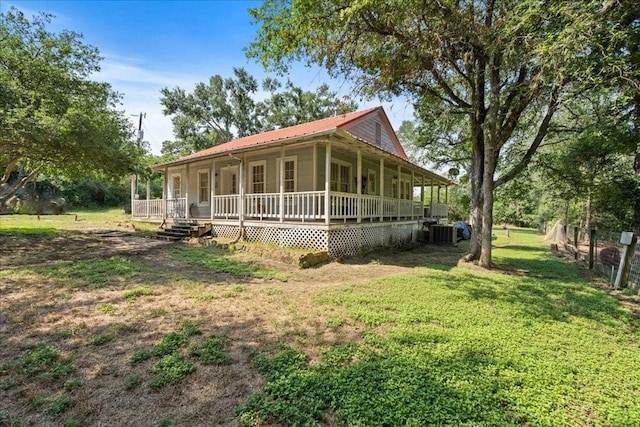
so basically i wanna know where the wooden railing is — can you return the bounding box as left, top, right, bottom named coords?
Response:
left=212, top=195, right=239, bottom=219
left=131, top=193, right=446, bottom=223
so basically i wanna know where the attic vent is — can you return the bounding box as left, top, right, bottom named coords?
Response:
left=375, top=121, right=382, bottom=146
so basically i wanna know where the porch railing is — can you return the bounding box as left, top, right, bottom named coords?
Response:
left=131, top=193, right=447, bottom=223
left=212, top=195, right=239, bottom=219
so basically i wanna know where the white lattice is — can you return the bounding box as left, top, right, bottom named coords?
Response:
left=210, top=222, right=418, bottom=258
left=211, top=225, right=241, bottom=239
left=327, top=223, right=419, bottom=258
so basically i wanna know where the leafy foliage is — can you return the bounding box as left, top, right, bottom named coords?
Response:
left=238, top=229, right=640, bottom=426
left=0, top=8, right=143, bottom=210
left=160, top=68, right=356, bottom=156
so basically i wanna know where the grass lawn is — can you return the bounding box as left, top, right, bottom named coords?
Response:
left=1, top=213, right=639, bottom=426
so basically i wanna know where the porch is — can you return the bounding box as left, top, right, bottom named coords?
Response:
left=131, top=191, right=448, bottom=224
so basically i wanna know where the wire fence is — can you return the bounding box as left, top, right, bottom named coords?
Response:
left=547, top=224, right=640, bottom=293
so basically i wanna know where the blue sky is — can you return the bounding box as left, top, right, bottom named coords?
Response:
left=5, top=0, right=416, bottom=154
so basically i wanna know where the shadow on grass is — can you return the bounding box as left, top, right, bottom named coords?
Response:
left=238, top=338, right=524, bottom=426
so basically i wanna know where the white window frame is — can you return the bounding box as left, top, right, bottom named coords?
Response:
left=276, top=155, right=298, bottom=192
left=170, top=173, right=182, bottom=199
left=249, top=160, right=267, bottom=194
left=197, top=169, right=209, bottom=205
left=330, top=159, right=351, bottom=193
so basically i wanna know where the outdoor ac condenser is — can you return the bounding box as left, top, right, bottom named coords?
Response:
left=430, top=224, right=456, bottom=244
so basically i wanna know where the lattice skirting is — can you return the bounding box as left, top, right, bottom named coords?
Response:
left=210, top=222, right=419, bottom=258
left=327, top=223, right=418, bottom=258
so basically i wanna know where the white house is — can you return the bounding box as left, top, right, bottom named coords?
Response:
left=132, top=106, right=452, bottom=257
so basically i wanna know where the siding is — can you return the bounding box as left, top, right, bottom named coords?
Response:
left=342, top=111, right=401, bottom=156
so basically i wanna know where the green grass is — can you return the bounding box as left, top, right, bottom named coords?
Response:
left=189, top=334, right=230, bottom=365
left=167, top=246, right=289, bottom=281
left=0, top=208, right=157, bottom=232
left=149, top=354, right=196, bottom=388
left=123, top=286, right=156, bottom=301
left=237, top=228, right=640, bottom=426
left=29, top=257, right=149, bottom=288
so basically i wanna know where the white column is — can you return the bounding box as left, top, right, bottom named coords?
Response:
left=280, top=145, right=285, bottom=223
left=410, top=170, right=415, bottom=219
left=356, top=149, right=362, bottom=223
left=146, top=179, right=151, bottom=218
left=396, top=165, right=401, bottom=219
left=312, top=143, right=317, bottom=191
left=130, top=175, right=136, bottom=218
left=325, top=142, right=331, bottom=225
left=420, top=174, right=425, bottom=218
left=210, top=159, right=215, bottom=221
left=430, top=178, right=434, bottom=214
left=163, top=167, right=168, bottom=219
left=239, top=155, right=244, bottom=227
left=379, top=158, right=384, bottom=222
left=185, top=164, right=190, bottom=220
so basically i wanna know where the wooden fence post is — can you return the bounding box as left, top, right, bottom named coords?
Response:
left=588, top=228, right=596, bottom=269
left=574, top=226, right=579, bottom=260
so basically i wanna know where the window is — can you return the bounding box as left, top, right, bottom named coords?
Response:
left=391, top=178, right=398, bottom=199
left=231, top=173, right=237, bottom=194
left=198, top=170, right=209, bottom=204
left=368, top=170, right=377, bottom=195
left=277, top=156, right=297, bottom=192
left=250, top=161, right=266, bottom=193
left=330, top=160, right=350, bottom=192
left=171, top=174, right=181, bottom=199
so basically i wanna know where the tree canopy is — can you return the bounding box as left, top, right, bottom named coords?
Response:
left=247, top=0, right=613, bottom=267
left=0, top=8, right=141, bottom=210
left=159, top=68, right=357, bottom=157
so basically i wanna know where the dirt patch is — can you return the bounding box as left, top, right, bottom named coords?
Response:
left=0, top=229, right=463, bottom=426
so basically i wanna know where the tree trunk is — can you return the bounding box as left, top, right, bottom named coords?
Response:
left=584, top=189, right=592, bottom=232
left=463, top=135, right=484, bottom=262
left=479, top=145, right=497, bottom=268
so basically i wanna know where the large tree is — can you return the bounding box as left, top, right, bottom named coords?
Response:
left=0, top=9, right=141, bottom=211
left=247, top=0, right=600, bottom=267
left=160, top=69, right=357, bottom=157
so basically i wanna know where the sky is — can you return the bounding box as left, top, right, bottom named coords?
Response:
left=5, top=0, right=416, bottom=155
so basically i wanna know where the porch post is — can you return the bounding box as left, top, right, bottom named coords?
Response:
left=239, top=154, right=245, bottom=228
left=396, top=165, right=401, bottom=219
left=356, top=149, right=362, bottom=223
left=379, top=158, right=384, bottom=222
left=163, top=167, right=168, bottom=219
left=410, top=170, right=415, bottom=220
left=279, top=145, right=285, bottom=223
left=325, top=142, right=331, bottom=225
left=445, top=185, right=449, bottom=203
left=210, top=159, right=215, bottom=221
left=312, top=143, right=317, bottom=191
left=185, top=164, right=190, bottom=220
left=437, top=183, right=441, bottom=203
left=420, top=174, right=425, bottom=217
left=430, top=178, right=434, bottom=213
left=130, top=175, right=135, bottom=218
left=146, top=179, right=151, bottom=218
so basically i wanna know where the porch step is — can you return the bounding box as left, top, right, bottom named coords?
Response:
left=155, top=220, right=199, bottom=240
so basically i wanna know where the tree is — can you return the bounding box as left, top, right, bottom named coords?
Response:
left=0, top=9, right=141, bottom=211
left=248, top=0, right=601, bottom=267
left=160, top=69, right=356, bottom=157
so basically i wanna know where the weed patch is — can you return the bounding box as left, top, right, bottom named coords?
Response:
left=168, top=246, right=288, bottom=281
left=30, top=257, right=149, bottom=288
left=123, top=286, right=155, bottom=301
left=189, top=334, right=230, bottom=365
left=149, top=354, right=195, bottom=388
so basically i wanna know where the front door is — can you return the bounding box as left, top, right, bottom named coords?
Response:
left=220, top=166, right=239, bottom=195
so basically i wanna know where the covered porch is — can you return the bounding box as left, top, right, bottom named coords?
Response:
left=132, top=136, right=452, bottom=226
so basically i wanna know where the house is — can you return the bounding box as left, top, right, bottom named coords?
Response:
left=132, top=106, right=452, bottom=258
